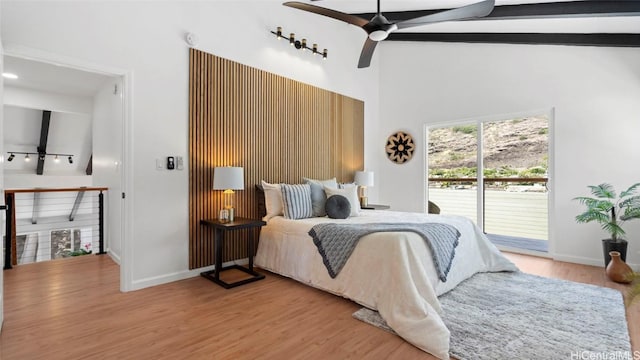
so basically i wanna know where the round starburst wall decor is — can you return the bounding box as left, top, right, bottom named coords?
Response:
left=385, top=131, right=415, bottom=164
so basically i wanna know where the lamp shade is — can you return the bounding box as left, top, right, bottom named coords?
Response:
left=213, top=166, right=244, bottom=190
left=354, top=171, right=374, bottom=187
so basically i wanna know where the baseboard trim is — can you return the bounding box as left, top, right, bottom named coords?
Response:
left=108, top=250, right=121, bottom=265
left=129, top=258, right=249, bottom=291
left=553, top=253, right=639, bottom=270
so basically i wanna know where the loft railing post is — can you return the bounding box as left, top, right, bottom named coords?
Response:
left=4, top=195, right=13, bottom=270
left=97, top=190, right=106, bottom=255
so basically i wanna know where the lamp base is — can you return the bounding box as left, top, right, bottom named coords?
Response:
left=359, top=196, right=368, bottom=207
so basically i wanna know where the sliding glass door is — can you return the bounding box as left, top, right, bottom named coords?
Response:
left=427, top=114, right=550, bottom=252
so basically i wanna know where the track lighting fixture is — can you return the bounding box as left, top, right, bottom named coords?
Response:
left=271, top=27, right=327, bottom=60
left=5, top=151, right=74, bottom=164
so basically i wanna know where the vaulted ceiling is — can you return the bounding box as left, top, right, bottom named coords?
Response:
left=289, top=0, right=640, bottom=46
left=3, top=56, right=111, bottom=176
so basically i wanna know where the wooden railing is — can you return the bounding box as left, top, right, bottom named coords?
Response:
left=3, top=187, right=108, bottom=269
left=428, top=177, right=548, bottom=184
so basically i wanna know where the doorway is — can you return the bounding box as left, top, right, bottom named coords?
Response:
left=427, top=111, right=552, bottom=254
left=1, top=51, right=129, bottom=330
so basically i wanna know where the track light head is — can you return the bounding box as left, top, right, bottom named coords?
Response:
left=289, top=33, right=295, bottom=46
left=68, top=156, right=73, bottom=164
left=323, top=49, right=328, bottom=59
left=7, top=153, right=15, bottom=162
left=276, top=26, right=282, bottom=39
left=54, top=155, right=60, bottom=163
left=24, top=154, right=31, bottom=162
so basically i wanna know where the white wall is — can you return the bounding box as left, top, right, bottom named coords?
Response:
left=1, top=1, right=379, bottom=290
left=0, top=26, right=5, bottom=330
left=92, top=77, right=123, bottom=263
left=376, top=41, right=640, bottom=267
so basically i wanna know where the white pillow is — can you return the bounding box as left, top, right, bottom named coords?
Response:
left=261, top=180, right=283, bottom=221
left=324, top=186, right=360, bottom=217
left=303, top=177, right=338, bottom=217
left=339, top=182, right=357, bottom=189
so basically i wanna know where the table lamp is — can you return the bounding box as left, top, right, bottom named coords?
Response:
left=354, top=170, right=374, bottom=207
left=213, top=166, right=244, bottom=222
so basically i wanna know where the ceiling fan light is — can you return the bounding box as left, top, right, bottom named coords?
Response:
left=368, top=30, right=389, bottom=41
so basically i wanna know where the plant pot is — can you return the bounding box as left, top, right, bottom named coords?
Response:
left=602, top=239, right=628, bottom=267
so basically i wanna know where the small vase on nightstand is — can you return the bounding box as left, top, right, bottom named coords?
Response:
left=606, top=251, right=633, bottom=284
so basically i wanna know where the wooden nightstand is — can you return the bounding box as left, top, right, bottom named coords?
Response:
left=361, top=204, right=390, bottom=210
left=200, top=217, right=266, bottom=289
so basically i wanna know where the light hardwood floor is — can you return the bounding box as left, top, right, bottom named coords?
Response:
left=0, top=253, right=638, bottom=359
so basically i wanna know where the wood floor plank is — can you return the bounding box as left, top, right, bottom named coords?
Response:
left=0, top=252, right=637, bottom=359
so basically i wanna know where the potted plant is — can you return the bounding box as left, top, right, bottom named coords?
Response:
left=574, top=182, right=640, bottom=267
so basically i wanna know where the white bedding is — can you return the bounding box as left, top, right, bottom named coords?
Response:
left=254, top=210, right=517, bottom=359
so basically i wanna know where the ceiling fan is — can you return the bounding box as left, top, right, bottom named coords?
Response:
left=283, top=0, right=495, bottom=68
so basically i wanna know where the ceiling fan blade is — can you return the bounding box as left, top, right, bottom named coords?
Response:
left=283, top=2, right=369, bottom=28
left=396, top=0, right=495, bottom=30
left=357, top=38, right=379, bottom=69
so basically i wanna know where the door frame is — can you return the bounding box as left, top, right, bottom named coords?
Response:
left=424, top=108, right=556, bottom=257
left=2, top=44, right=134, bottom=292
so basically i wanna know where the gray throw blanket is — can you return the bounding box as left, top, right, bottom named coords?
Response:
left=309, top=222, right=461, bottom=282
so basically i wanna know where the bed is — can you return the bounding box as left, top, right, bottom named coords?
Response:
left=254, top=206, right=517, bottom=359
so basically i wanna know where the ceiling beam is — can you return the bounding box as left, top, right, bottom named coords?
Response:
left=86, top=154, right=93, bottom=175
left=69, top=189, right=86, bottom=221
left=36, top=110, right=52, bottom=175
left=385, top=32, right=640, bottom=47
left=352, top=1, right=640, bottom=22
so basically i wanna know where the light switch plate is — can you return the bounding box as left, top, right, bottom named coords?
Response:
left=176, top=156, right=184, bottom=170
left=156, top=159, right=164, bottom=170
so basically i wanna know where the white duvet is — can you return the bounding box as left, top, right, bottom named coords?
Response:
left=254, top=210, right=517, bottom=359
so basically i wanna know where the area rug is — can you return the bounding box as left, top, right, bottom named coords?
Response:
left=353, top=272, right=631, bottom=360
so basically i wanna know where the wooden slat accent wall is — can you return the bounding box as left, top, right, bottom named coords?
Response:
left=188, top=49, right=364, bottom=269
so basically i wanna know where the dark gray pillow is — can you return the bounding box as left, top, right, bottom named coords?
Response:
left=325, top=195, right=351, bottom=219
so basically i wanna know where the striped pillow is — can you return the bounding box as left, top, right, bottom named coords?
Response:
left=281, top=184, right=313, bottom=220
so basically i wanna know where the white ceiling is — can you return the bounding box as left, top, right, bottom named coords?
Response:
left=282, top=0, right=640, bottom=33
left=3, top=56, right=112, bottom=176
left=313, top=0, right=561, bottom=13
left=3, top=55, right=110, bottom=97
